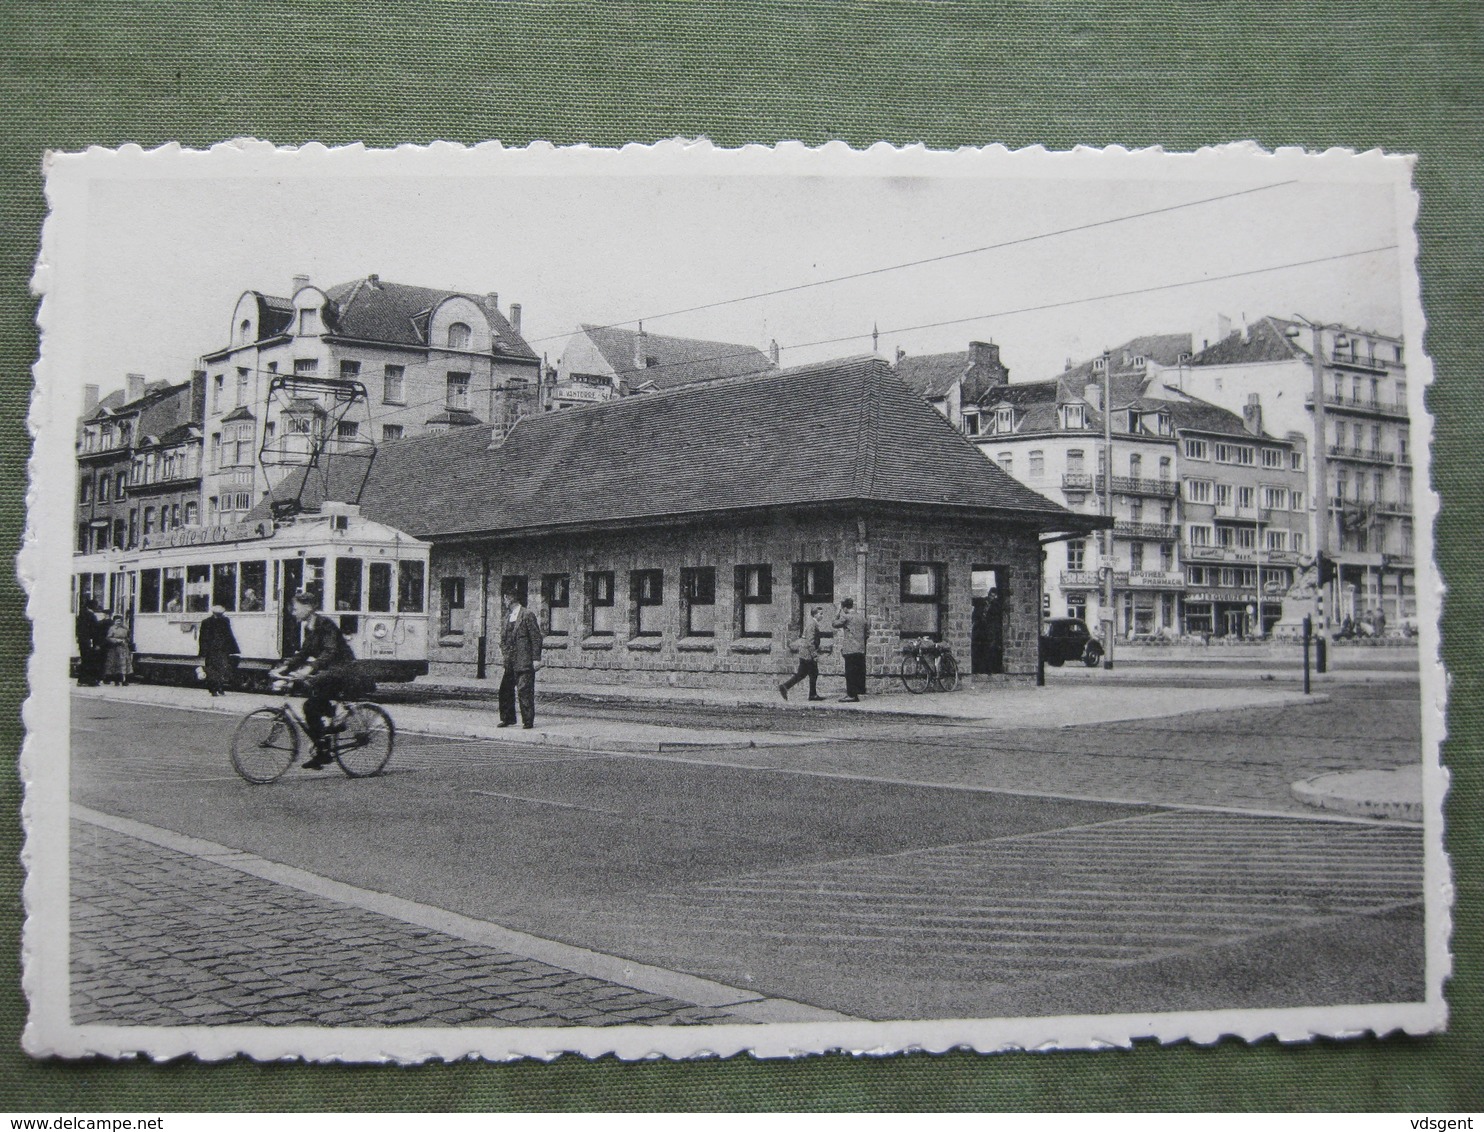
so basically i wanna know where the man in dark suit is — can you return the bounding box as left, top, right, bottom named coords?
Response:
left=498, top=585, right=544, bottom=729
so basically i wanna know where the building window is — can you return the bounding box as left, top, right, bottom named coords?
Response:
left=439, top=576, right=466, bottom=636
left=1292, top=531, right=1305, bottom=553
left=996, top=452, right=1013, bottom=477
left=98, top=475, right=110, bottom=503
left=212, top=374, right=225, bottom=412
left=1237, top=485, right=1255, bottom=510
left=1062, top=404, right=1086, bottom=430
left=1266, top=529, right=1287, bottom=552
left=382, top=424, right=404, bottom=441
left=1066, top=539, right=1086, bottom=571
left=735, top=564, right=772, bottom=637
left=339, top=360, right=361, bottom=382
left=1158, top=456, right=1172, bottom=481
left=448, top=322, right=472, bottom=350
left=1188, top=524, right=1212, bottom=546
left=1066, top=594, right=1087, bottom=621
left=794, top=561, right=834, bottom=634
left=446, top=372, right=471, bottom=410
left=1183, top=438, right=1209, bottom=460
left=234, top=367, right=249, bottom=406
left=79, top=475, right=93, bottom=504
left=587, top=571, right=615, bottom=636
left=299, top=308, right=320, bottom=336
left=1066, top=449, right=1085, bottom=475
left=384, top=365, right=406, bottom=404
left=234, top=492, right=252, bottom=511
left=995, top=407, right=1013, bottom=432
left=294, top=358, right=318, bottom=376
left=1235, top=527, right=1256, bottom=550
left=680, top=567, right=716, bottom=637
left=1129, top=542, right=1144, bottom=571
left=900, top=562, right=945, bottom=638
left=1129, top=453, right=1142, bottom=479
left=1185, top=479, right=1213, bottom=504
left=142, top=506, right=156, bottom=535
left=239, top=318, right=252, bottom=344
left=1263, top=448, right=1284, bottom=468
left=336, top=420, right=359, bottom=440
left=184, top=501, right=198, bottom=526
left=1262, top=485, right=1288, bottom=510
left=962, top=412, right=980, bottom=437
left=1028, top=450, right=1045, bottom=478
left=542, top=573, right=571, bottom=636
left=1160, top=542, right=1174, bottom=571
left=630, top=569, right=664, bottom=636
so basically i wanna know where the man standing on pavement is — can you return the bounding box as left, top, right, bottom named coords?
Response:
left=833, top=596, right=869, bottom=702
left=498, top=585, right=544, bottom=729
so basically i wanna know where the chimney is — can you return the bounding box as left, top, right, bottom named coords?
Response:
left=894, top=346, right=906, bottom=365
left=509, top=303, right=522, bottom=334
left=126, top=372, right=146, bottom=403
left=634, top=322, right=648, bottom=370
left=965, top=340, right=1009, bottom=399
left=291, top=273, right=310, bottom=294
left=1085, top=381, right=1103, bottom=411
left=83, top=384, right=99, bottom=415
left=190, top=370, right=208, bottom=423
left=770, top=339, right=781, bottom=365
left=1064, top=357, right=1073, bottom=372
left=367, top=273, right=379, bottom=287
left=486, top=292, right=498, bottom=310
left=1242, top=392, right=1263, bottom=436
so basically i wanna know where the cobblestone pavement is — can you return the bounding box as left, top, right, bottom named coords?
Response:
left=71, top=820, right=739, bottom=1028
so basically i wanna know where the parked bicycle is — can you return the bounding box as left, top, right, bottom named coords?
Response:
left=229, top=678, right=395, bottom=784
left=898, top=637, right=960, bottom=694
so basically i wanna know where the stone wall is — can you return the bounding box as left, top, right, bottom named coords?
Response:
left=426, top=508, right=1044, bottom=691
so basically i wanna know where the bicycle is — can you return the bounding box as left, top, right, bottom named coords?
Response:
left=229, top=677, right=395, bottom=784
left=898, top=637, right=960, bottom=694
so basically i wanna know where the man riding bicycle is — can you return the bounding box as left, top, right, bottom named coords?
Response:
left=269, top=590, right=361, bottom=770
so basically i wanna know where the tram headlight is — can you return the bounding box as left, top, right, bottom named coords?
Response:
left=372, top=621, right=389, bottom=639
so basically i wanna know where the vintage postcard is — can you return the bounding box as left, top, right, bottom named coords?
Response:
left=21, top=140, right=1449, bottom=1061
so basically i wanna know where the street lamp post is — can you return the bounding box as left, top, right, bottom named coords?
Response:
left=1101, top=349, right=1115, bottom=670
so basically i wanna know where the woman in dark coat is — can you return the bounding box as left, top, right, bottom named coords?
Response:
left=197, top=605, right=240, bottom=697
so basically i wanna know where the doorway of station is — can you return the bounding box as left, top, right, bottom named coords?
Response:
left=970, top=565, right=1006, bottom=675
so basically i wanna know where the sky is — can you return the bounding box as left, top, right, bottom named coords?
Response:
left=59, top=145, right=1410, bottom=401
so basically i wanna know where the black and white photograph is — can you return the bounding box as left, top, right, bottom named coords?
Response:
left=22, top=141, right=1447, bottom=1061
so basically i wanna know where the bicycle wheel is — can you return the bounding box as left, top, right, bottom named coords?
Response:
left=937, top=653, right=961, bottom=692
left=334, top=703, right=394, bottom=778
left=899, top=655, right=934, bottom=694
left=230, top=707, right=299, bottom=784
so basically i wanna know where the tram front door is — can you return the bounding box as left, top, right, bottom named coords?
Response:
left=280, top=558, right=303, bottom=656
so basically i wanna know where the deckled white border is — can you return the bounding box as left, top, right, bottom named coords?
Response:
left=20, top=138, right=1450, bottom=1062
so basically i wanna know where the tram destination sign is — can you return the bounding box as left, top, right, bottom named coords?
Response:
left=140, top=519, right=272, bottom=551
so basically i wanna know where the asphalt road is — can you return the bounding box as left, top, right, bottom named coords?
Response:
left=69, top=684, right=1425, bottom=1022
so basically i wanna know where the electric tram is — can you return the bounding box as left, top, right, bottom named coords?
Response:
left=72, top=502, right=430, bottom=687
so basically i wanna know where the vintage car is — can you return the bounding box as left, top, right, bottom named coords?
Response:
left=1040, top=616, right=1105, bottom=667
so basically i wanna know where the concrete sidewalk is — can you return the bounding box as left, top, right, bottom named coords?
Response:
left=413, top=673, right=1326, bottom=727
left=72, top=683, right=821, bottom=753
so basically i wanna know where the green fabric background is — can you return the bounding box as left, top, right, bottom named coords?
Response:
left=1, top=0, right=1479, bottom=1112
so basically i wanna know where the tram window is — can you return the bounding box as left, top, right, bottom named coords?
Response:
left=239, top=561, right=266, bottom=611
left=368, top=562, right=393, bottom=613
left=139, top=569, right=161, bottom=613
left=305, top=558, right=326, bottom=603
left=186, top=564, right=212, bottom=613
left=162, top=567, right=184, bottom=612
left=398, top=560, right=425, bottom=613
left=335, top=557, right=363, bottom=612
left=213, top=562, right=237, bottom=611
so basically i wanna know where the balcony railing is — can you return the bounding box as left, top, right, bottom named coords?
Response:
left=1311, top=391, right=1409, bottom=418
left=1061, top=472, right=1094, bottom=491
left=1114, top=521, right=1180, bottom=541
left=1327, top=444, right=1394, bottom=464
left=1096, top=475, right=1179, bottom=497
left=1060, top=570, right=1100, bottom=587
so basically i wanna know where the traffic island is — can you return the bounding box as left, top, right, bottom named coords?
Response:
left=1291, top=766, right=1422, bottom=823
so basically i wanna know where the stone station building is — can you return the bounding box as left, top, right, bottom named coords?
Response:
left=282, top=356, right=1107, bottom=691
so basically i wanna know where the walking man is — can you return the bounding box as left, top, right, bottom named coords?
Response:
left=779, top=607, right=826, bottom=702
left=833, top=596, right=869, bottom=702
left=75, top=595, right=106, bottom=687
left=198, top=603, right=240, bottom=697
left=498, top=585, right=543, bottom=729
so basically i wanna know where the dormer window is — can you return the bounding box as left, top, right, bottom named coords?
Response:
left=995, top=406, right=1014, bottom=433
left=1131, top=354, right=1146, bottom=369
left=238, top=318, right=252, bottom=345
left=447, top=322, right=472, bottom=350
left=298, top=308, right=320, bottom=336
left=1061, top=403, right=1086, bottom=430
left=1092, top=357, right=1106, bottom=372
left=962, top=411, right=980, bottom=437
